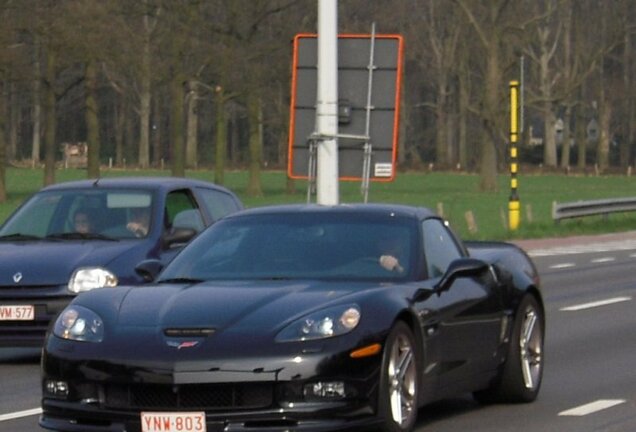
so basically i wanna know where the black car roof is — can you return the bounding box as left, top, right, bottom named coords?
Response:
left=226, top=203, right=438, bottom=220
left=41, top=177, right=234, bottom=194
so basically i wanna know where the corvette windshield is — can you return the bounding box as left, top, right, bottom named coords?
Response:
left=160, top=212, right=417, bottom=281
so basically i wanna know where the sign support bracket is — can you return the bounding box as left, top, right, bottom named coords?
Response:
left=361, top=23, right=377, bottom=203
left=306, top=133, right=370, bottom=203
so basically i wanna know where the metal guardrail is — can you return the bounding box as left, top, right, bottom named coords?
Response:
left=552, top=197, right=636, bottom=222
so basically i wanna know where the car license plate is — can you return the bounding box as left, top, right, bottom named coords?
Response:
left=141, top=412, right=206, bottom=432
left=0, top=305, right=35, bottom=321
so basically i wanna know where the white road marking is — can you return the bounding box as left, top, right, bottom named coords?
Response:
left=560, top=296, right=632, bottom=312
left=527, top=239, right=636, bottom=257
left=0, top=407, right=42, bottom=422
left=559, top=399, right=626, bottom=416
left=549, top=263, right=576, bottom=269
left=590, top=257, right=615, bottom=263
left=629, top=253, right=636, bottom=258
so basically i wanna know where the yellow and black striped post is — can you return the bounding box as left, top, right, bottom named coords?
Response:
left=509, top=80, right=520, bottom=231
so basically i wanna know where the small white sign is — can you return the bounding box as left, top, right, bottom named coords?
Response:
left=374, top=163, right=394, bottom=178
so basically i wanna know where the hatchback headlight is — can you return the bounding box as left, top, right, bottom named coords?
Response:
left=68, top=267, right=118, bottom=293
left=53, top=305, right=104, bottom=342
left=276, top=305, right=361, bottom=342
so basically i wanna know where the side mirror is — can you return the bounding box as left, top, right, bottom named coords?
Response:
left=163, top=228, right=196, bottom=249
left=135, top=259, right=164, bottom=282
left=433, top=258, right=489, bottom=294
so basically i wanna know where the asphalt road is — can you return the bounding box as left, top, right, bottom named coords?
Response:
left=2, top=236, right=636, bottom=432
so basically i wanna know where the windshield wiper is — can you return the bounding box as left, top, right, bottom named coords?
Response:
left=46, top=232, right=118, bottom=241
left=0, top=233, right=43, bottom=241
left=157, top=277, right=205, bottom=284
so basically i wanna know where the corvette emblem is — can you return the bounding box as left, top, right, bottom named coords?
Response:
left=166, top=340, right=200, bottom=350
left=13, top=272, right=23, bottom=283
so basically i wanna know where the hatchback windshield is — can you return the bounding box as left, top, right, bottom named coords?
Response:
left=0, top=189, right=154, bottom=240
left=160, top=212, right=417, bottom=281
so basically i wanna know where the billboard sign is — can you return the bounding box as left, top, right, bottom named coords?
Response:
left=288, top=33, right=404, bottom=182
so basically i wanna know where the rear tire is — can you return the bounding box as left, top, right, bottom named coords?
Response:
left=377, top=321, right=419, bottom=432
left=474, top=294, right=544, bottom=403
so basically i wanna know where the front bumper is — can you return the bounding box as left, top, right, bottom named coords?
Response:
left=41, top=335, right=385, bottom=432
left=0, top=287, right=72, bottom=347
left=40, top=399, right=380, bottom=432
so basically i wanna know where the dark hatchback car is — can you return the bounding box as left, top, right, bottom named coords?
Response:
left=0, top=177, right=242, bottom=347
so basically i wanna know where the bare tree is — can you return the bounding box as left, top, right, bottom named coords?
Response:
left=524, top=0, right=560, bottom=168
left=455, top=0, right=515, bottom=191
left=405, top=0, right=461, bottom=168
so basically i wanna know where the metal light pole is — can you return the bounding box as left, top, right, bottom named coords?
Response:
left=315, top=0, right=339, bottom=205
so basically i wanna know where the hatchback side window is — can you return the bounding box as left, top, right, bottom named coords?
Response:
left=165, top=190, right=205, bottom=233
left=196, top=187, right=242, bottom=221
left=421, top=219, right=463, bottom=279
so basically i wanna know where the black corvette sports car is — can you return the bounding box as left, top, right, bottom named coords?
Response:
left=40, top=204, right=544, bottom=432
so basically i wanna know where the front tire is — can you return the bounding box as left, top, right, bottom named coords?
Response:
left=475, top=294, right=544, bottom=403
left=378, top=321, right=419, bottom=432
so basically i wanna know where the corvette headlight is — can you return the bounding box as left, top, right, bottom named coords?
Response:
left=276, top=305, right=361, bottom=342
left=68, top=267, right=118, bottom=293
left=53, top=305, right=104, bottom=342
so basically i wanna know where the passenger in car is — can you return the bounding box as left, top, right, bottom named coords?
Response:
left=73, top=209, right=93, bottom=234
left=127, top=207, right=151, bottom=237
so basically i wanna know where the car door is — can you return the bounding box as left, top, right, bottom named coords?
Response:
left=416, top=219, right=502, bottom=390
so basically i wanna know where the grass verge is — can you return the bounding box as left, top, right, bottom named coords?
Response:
left=4, top=167, right=636, bottom=241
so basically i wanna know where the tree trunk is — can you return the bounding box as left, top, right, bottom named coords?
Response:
left=152, top=94, right=162, bottom=166
left=597, top=101, right=611, bottom=171
left=622, top=27, right=634, bottom=168
left=115, top=96, right=125, bottom=166
left=479, top=44, right=500, bottom=191
left=458, top=67, right=469, bottom=169
left=85, top=60, right=100, bottom=178
left=0, top=81, right=7, bottom=202
left=543, top=107, right=557, bottom=167
left=560, top=106, right=572, bottom=168
left=435, top=78, right=449, bottom=168
left=43, top=47, right=56, bottom=186
left=230, top=108, right=240, bottom=165
left=575, top=103, right=586, bottom=169
left=138, top=27, right=152, bottom=168
left=627, top=98, right=635, bottom=169
left=185, top=80, right=198, bottom=168
left=8, top=82, right=18, bottom=161
left=214, top=86, right=226, bottom=185
left=246, top=93, right=263, bottom=196
left=539, top=26, right=557, bottom=167
left=31, top=39, right=42, bottom=165
left=125, top=103, right=135, bottom=165
left=170, top=74, right=185, bottom=177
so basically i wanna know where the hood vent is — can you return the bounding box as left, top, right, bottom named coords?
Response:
left=164, top=328, right=216, bottom=337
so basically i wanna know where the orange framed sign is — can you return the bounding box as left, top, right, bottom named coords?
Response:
left=287, top=33, right=404, bottom=182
